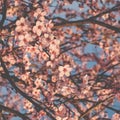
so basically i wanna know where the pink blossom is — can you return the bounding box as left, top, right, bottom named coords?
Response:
left=15, top=17, right=28, bottom=32
left=58, top=65, right=72, bottom=77
left=32, top=88, right=40, bottom=97
left=34, top=8, right=46, bottom=21
left=34, top=79, right=42, bottom=88
left=18, top=33, right=33, bottom=46
left=33, top=21, right=45, bottom=36
left=49, top=48, right=60, bottom=60
left=41, top=52, right=49, bottom=60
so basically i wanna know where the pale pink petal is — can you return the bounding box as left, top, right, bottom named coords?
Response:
left=20, top=17, right=25, bottom=23
left=65, top=72, right=70, bottom=77
left=18, top=35, right=24, bottom=40
left=58, top=66, right=63, bottom=71
left=59, top=72, right=64, bottom=77
left=15, top=26, right=21, bottom=32
left=16, top=20, right=20, bottom=26
left=37, top=30, right=41, bottom=36
left=36, top=21, right=41, bottom=26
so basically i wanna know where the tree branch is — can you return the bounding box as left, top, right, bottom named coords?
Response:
left=53, top=18, right=120, bottom=32
left=53, top=4, right=120, bottom=32
left=0, top=57, right=56, bottom=120
left=79, top=95, right=114, bottom=119
left=0, top=103, right=30, bottom=120
left=0, top=0, right=7, bottom=29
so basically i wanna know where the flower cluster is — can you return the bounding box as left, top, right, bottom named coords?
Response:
left=1, top=0, right=120, bottom=120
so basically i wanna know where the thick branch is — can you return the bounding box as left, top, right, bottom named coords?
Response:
left=0, top=104, right=30, bottom=120
left=53, top=18, right=120, bottom=32
left=103, top=104, right=120, bottom=114
left=0, top=0, right=7, bottom=29
left=79, top=95, right=114, bottom=119
left=53, top=4, right=120, bottom=32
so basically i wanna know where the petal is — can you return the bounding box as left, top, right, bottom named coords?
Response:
left=33, top=26, right=37, bottom=33
left=59, top=72, right=64, bottom=77
left=34, top=12, right=38, bottom=18
left=68, top=67, right=72, bottom=72
left=36, top=21, right=41, bottom=26
left=20, top=17, right=25, bottom=23
left=15, top=26, right=21, bottom=32
left=64, top=64, right=69, bottom=68
left=37, top=30, right=41, bottom=36
left=58, top=66, right=63, bottom=71
left=65, top=72, right=70, bottom=77
left=18, top=35, right=24, bottom=40
left=16, top=20, right=20, bottom=26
